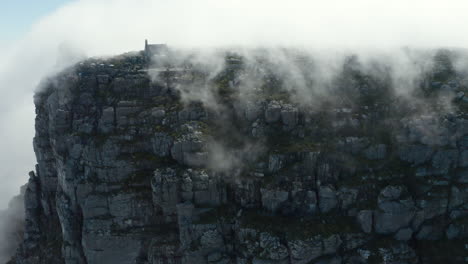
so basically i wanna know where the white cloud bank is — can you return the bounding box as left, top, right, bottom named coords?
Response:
left=1, top=0, right=468, bottom=208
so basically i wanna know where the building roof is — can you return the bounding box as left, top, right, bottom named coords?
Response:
left=145, top=40, right=168, bottom=56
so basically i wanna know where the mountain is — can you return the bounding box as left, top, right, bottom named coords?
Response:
left=8, top=48, right=468, bottom=264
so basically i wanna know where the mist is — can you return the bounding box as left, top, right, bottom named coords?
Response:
left=0, top=188, right=24, bottom=263
left=1, top=0, right=468, bottom=260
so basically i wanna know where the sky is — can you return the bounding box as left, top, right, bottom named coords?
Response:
left=0, top=0, right=72, bottom=208
left=1, top=0, right=468, bottom=208
left=0, top=0, right=72, bottom=45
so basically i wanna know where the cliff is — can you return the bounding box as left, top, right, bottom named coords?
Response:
left=9, top=49, right=468, bottom=264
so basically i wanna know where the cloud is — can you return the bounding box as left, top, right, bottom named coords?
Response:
left=0, top=189, right=25, bottom=263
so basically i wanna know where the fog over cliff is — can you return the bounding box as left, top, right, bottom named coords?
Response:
left=1, top=1, right=468, bottom=263
left=1, top=0, right=468, bottom=261
left=2, top=0, right=468, bottom=207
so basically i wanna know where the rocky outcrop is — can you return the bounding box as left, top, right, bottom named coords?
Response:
left=9, top=50, right=468, bottom=264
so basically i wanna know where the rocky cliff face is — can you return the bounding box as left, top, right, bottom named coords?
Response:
left=9, top=49, right=468, bottom=264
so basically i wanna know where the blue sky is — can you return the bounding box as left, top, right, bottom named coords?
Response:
left=0, top=0, right=71, bottom=44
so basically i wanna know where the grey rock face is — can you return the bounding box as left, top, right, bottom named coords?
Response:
left=243, top=100, right=263, bottom=122
left=258, top=232, right=289, bottom=261
left=338, top=187, right=358, bottom=210
left=403, top=115, right=453, bottom=146
left=378, top=185, right=403, bottom=203
left=445, top=224, right=461, bottom=239
left=288, top=238, right=322, bottom=263
left=260, top=188, right=289, bottom=212
left=459, top=150, right=468, bottom=167
left=374, top=200, right=415, bottom=234
left=152, top=132, right=173, bottom=157
left=265, top=101, right=282, bottom=123
left=374, top=212, right=413, bottom=235
left=268, top=154, right=285, bottom=173
left=319, top=185, right=338, bottom=213
left=280, top=104, right=299, bottom=128
left=363, top=144, right=387, bottom=160
left=357, top=210, right=373, bottom=233
left=416, top=224, right=444, bottom=240
left=399, top=145, right=434, bottom=165
left=431, top=149, right=458, bottom=174
left=10, top=50, right=468, bottom=264
left=457, top=169, right=468, bottom=183
left=394, top=228, right=413, bottom=241
left=171, top=126, right=207, bottom=167
left=338, top=137, right=370, bottom=154
left=373, top=186, right=415, bottom=234
left=98, top=107, right=115, bottom=133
